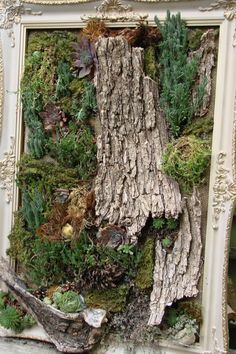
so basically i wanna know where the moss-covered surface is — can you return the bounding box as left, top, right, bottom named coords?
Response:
left=188, top=29, right=204, bottom=50
left=85, top=285, right=129, bottom=313
left=163, top=135, right=211, bottom=192
left=7, top=212, right=32, bottom=265
left=144, top=46, right=158, bottom=81
left=135, top=238, right=155, bottom=290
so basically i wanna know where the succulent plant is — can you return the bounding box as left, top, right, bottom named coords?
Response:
left=52, top=290, right=85, bottom=313
left=72, top=37, right=98, bottom=78
left=39, top=102, right=68, bottom=133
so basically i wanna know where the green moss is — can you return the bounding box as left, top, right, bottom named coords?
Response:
left=47, top=124, right=97, bottom=180
left=25, top=239, right=72, bottom=287
left=188, top=29, right=204, bottom=51
left=178, top=300, right=202, bottom=323
left=21, top=31, right=77, bottom=158
left=27, top=31, right=76, bottom=64
left=7, top=212, right=33, bottom=264
left=183, top=116, right=214, bottom=139
left=85, top=285, right=129, bottom=312
left=17, top=154, right=79, bottom=192
left=144, top=46, right=158, bottom=81
left=162, top=135, right=211, bottom=192
left=135, top=238, right=155, bottom=290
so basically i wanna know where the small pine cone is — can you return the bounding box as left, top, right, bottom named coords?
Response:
left=32, top=287, right=47, bottom=300
left=81, top=263, right=124, bottom=289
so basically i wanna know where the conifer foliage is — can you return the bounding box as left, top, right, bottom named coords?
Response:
left=155, top=11, right=203, bottom=137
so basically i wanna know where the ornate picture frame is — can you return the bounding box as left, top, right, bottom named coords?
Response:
left=0, top=0, right=236, bottom=353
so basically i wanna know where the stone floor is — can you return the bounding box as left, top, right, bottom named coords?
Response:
left=0, top=338, right=59, bottom=353
left=0, top=338, right=236, bottom=354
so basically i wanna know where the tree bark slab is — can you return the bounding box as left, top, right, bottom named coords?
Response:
left=0, top=257, right=105, bottom=353
left=192, top=29, right=218, bottom=117
left=148, top=189, right=202, bottom=326
left=95, top=37, right=182, bottom=240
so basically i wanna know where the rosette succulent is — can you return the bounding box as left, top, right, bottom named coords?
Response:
left=52, top=291, right=85, bottom=313
left=72, top=37, right=98, bottom=78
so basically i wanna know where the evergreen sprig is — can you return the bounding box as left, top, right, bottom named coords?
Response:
left=155, top=11, right=204, bottom=137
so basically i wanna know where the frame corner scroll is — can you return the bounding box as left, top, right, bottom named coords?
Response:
left=199, top=0, right=236, bottom=20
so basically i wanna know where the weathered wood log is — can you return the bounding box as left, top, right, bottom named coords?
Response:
left=191, top=29, right=218, bottom=117
left=95, top=37, right=182, bottom=240
left=148, top=189, right=202, bottom=326
left=0, top=257, right=106, bottom=353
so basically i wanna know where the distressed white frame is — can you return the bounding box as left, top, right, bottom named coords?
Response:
left=0, top=1, right=236, bottom=353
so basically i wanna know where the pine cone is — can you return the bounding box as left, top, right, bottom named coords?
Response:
left=81, top=263, right=124, bottom=289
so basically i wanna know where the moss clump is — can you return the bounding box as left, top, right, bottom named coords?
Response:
left=144, top=46, right=158, bottom=81
left=85, top=285, right=129, bottom=312
left=188, top=29, right=204, bottom=50
left=7, top=212, right=33, bottom=264
left=21, top=31, right=77, bottom=158
left=24, top=239, right=72, bottom=287
left=17, top=154, right=79, bottom=192
left=47, top=125, right=97, bottom=179
left=162, top=135, right=211, bottom=192
left=178, top=300, right=202, bottom=323
left=22, top=230, right=139, bottom=288
left=183, top=116, right=214, bottom=139
left=135, top=238, right=155, bottom=290
left=26, top=31, right=76, bottom=65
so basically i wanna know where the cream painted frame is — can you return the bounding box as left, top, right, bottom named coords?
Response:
left=0, top=1, right=236, bottom=353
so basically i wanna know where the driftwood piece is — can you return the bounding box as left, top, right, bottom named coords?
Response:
left=0, top=257, right=105, bottom=353
left=148, top=189, right=202, bottom=326
left=191, top=29, right=218, bottom=117
left=95, top=37, right=182, bottom=239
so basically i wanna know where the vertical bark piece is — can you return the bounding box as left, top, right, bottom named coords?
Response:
left=0, top=257, right=105, bottom=353
left=95, top=37, right=182, bottom=239
left=148, top=189, right=202, bottom=326
left=191, top=29, right=218, bottom=117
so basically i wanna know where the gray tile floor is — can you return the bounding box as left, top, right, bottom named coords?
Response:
left=0, top=338, right=59, bottom=353
left=0, top=339, right=236, bottom=354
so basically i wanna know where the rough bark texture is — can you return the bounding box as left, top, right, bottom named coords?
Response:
left=148, top=189, right=202, bottom=326
left=192, top=29, right=217, bottom=117
left=95, top=37, right=182, bottom=240
left=0, top=257, right=105, bottom=353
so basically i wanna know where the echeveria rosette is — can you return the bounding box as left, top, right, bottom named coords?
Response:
left=52, top=291, right=85, bottom=313
left=72, top=37, right=98, bottom=79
